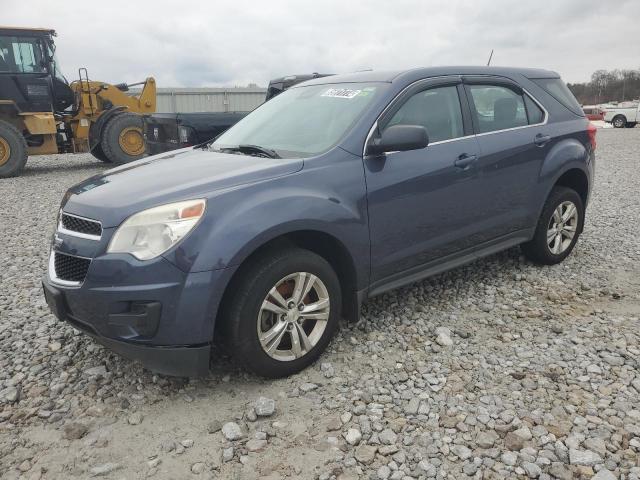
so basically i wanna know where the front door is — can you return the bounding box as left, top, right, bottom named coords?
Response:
left=364, top=79, right=486, bottom=285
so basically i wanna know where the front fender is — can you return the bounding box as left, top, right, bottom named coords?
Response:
left=163, top=153, right=370, bottom=289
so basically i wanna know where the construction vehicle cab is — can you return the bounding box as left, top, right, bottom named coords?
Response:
left=0, top=26, right=156, bottom=177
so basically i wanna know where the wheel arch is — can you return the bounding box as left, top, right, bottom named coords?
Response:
left=214, top=228, right=361, bottom=337
left=0, top=107, right=27, bottom=133
left=535, top=166, right=590, bottom=236
left=553, top=168, right=589, bottom=207
left=533, top=132, right=591, bottom=235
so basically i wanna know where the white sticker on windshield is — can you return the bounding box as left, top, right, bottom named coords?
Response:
left=322, top=88, right=362, bottom=99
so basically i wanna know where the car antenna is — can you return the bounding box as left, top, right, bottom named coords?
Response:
left=487, top=49, right=494, bottom=66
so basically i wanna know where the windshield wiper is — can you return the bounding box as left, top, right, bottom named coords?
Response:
left=219, top=144, right=280, bottom=159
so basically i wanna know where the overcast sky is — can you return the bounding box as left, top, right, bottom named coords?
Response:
left=4, top=0, right=639, bottom=87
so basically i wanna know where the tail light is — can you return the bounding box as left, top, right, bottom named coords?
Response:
left=587, top=122, right=597, bottom=150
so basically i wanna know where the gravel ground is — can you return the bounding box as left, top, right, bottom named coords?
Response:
left=1, top=128, right=639, bottom=480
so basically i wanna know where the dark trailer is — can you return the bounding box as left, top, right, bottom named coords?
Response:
left=143, top=73, right=331, bottom=155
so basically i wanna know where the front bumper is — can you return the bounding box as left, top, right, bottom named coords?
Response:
left=43, top=242, right=233, bottom=376
left=43, top=277, right=211, bottom=377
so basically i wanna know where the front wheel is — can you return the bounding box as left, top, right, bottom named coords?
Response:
left=521, top=186, right=584, bottom=265
left=0, top=120, right=28, bottom=178
left=100, top=112, right=146, bottom=164
left=222, top=248, right=341, bottom=378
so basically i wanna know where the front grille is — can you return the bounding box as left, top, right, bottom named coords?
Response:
left=61, top=213, right=102, bottom=237
left=53, top=252, right=90, bottom=283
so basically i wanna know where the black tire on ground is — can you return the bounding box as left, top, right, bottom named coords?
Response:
left=612, top=115, right=627, bottom=128
left=90, top=143, right=111, bottom=163
left=521, top=186, right=584, bottom=265
left=0, top=120, right=28, bottom=178
left=221, top=247, right=342, bottom=378
left=100, top=112, right=146, bottom=165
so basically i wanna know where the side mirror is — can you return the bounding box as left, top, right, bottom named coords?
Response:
left=367, top=125, right=429, bottom=156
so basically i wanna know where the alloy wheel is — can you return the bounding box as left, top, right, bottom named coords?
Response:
left=257, top=272, right=330, bottom=361
left=546, top=201, right=579, bottom=254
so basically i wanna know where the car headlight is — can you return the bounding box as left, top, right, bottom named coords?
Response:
left=107, top=199, right=206, bottom=260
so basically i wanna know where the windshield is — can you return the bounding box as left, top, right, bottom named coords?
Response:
left=212, top=82, right=385, bottom=158
left=46, top=40, right=67, bottom=83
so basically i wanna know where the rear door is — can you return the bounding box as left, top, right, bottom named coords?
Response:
left=462, top=76, right=550, bottom=236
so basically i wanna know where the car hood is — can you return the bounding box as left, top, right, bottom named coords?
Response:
left=63, top=148, right=303, bottom=228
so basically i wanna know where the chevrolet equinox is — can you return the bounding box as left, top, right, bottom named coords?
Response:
left=43, top=67, right=596, bottom=378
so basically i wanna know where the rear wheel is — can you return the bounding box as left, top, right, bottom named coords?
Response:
left=100, top=112, right=146, bottom=164
left=222, top=248, right=341, bottom=378
left=612, top=115, right=626, bottom=128
left=521, top=186, right=584, bottom=265
left=0, top=120, right=28, bottom=178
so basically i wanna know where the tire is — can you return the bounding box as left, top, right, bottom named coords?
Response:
left=0, top=120, right=28, bottom=178
left=90, top=143, right=111, bottom=163
left=221, top=248, right=342, bottom=378
left=100, top=112, right=146, bottom=165
left=612, top=115, right=626, bottom=128
left=521, top=186, right=584, bottom=265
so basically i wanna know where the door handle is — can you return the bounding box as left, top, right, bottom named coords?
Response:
left=534, top=133, right=551, bottom=147
left=454, top=153, right=477, bottom=169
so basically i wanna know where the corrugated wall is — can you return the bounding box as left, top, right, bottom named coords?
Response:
left=154, top=88, right=267, bottom=113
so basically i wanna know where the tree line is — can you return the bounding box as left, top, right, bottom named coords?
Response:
left=568, top=69, right=640, bottom=106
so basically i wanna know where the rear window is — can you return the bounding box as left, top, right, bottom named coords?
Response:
left=532, top=78, right=583, bottom=116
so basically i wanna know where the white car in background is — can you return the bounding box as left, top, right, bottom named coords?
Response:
left=603, top=102, right=639, bottom=128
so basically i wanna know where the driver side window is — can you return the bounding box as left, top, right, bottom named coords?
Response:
left=0, top=36, right=45, bottom=73
left=385, top=85, right=464, bottom=143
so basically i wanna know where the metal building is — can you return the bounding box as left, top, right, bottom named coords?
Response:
left=153, top=87, right=267, bottom=113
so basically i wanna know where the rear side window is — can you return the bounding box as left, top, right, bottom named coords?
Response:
left=467, top=85, right=528, bottom=133
left=0, top=35, right=46, bottom=73
left=532, top=78, right=583, bottom=116
left=524, top=95, right=545, bottom=124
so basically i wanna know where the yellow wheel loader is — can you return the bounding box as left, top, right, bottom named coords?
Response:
left=0, top=26, right=156, bottom=178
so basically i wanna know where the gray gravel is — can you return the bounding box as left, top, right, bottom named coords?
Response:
left=1, top=129, right=639, bottom=479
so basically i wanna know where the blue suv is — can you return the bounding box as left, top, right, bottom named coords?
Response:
left=43, top=67, right=596, bottom=378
